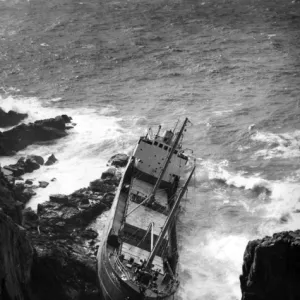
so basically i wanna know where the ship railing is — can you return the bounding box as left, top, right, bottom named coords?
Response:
left=114, top=255, right=132, bottom=281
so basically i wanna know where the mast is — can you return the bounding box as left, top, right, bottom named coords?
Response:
left=148, top=118, right=189, bottom=204
left=145, top=165, right=196, bottom=269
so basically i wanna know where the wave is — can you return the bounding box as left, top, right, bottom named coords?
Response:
left=0, top=95, right=127, bottom=209
left=178, top=231, right=247, bottom=300
left=251, top=130, right=300, bottom=159
left=201, top=160, right=272, bottom=195
left=199, top=159, right=300, bottom=233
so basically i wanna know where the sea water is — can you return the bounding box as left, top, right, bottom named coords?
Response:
left=1, top=0, right=300, bottom=298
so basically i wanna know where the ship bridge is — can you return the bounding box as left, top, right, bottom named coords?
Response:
left=132, top=135, right=188, bottom=186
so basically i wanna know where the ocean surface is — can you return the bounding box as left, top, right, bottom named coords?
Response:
left=1, top=0, right=300, bottom=298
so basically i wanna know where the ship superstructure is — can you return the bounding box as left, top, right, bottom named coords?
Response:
left=97, top=118, right=195, bottom=300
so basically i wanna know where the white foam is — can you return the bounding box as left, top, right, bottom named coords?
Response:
left=203, top=160, right=271, bottom=192
left=0, top=95, right=130, bottom=209
left=259, top=180, right=300, bottom=234
left=213, top=109, right=233, bottom=116
left=251, top=130, right=300, bottom=159
left=178, top=233, right=247, bottom=300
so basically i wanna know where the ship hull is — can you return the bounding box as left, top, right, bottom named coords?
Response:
left=97, top=241, right=175, bottom=300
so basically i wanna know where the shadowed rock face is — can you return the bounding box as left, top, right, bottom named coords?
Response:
left=0, top=167, right=24, bottom=224
left=0, top=154, right=122, bottom=300
left=0, top=212, right=33, bottom=300
left=240, top=231, right=300, bottom=300
left=0, top=108, right=28, bottom=128
left=0, top=115, right=73, bottom=156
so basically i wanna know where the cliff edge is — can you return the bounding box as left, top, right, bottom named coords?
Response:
left=240, top=231, right=300, bottom=300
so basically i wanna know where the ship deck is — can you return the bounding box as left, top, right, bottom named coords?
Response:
left=121, top=243, right=164, bottom=273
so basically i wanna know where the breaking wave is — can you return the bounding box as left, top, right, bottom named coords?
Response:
left=251, top=130, right=300, bottom=159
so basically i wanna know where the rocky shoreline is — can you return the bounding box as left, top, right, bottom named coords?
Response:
left=0, top=160, right=123, bottom=300
left=0, top=110, right=129, bottom=300
left=0, top=109, right=299, bottom=300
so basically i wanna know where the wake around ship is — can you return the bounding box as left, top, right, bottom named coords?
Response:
left=97, top=118, right=195, bottom=300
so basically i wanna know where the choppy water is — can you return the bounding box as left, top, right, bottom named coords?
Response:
left=1, top=0, right=300, bottom=298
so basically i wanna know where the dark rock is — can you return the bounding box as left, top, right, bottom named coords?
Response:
left=25, top=179, right=33, bottom=185
left=80, top=228, right=98, bottom=239
left=101, top=167, right=116, bottom=179
left=39, top=181, right=49, bottom=188
left=102, top=192, right=115, bottom=206
left=29, top=241, right=100, bottom=300
left=0, top=166, right=109, bottom=300
left=0, top=169, right=23, bottom=223
left=34, top=115, right=72, bottom=130
left=49, top=194, right=69, bottom=204
left=22, top=207, right=39, bottom=228
left=27, top=155, right=44, bottom=166
left=107, top=153, right=129, bottom=167
left=45, top=154, right=58, bottom=166
left=101, top=167, right=122, bottom=185
left=0, top=107, right=28, bottom=127
left=0, top=115, right=73, bottom=156
left=81, top=198, right=90, bottom=205
left=51, top=178, right=57, bottom=182
left=0, top=212, right=33, bottom=300
left=240, top=230, right=300, bottom=300
left=1, top=167, right=14, bottom=183
left=3, top=155, right=44, bottom=178
left=89, top=178, right=117, bottom=193
left=24, top=157, right=41, bottom=173
left=23, top=187, right=37, bottom=199
left=4, top=164, right=25, bottom=177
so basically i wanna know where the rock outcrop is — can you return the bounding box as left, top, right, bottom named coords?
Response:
left=240, top=231, right=300, bottom=300
left=25, top=169, right=119, bottom=300
left=0, top=160, right=121, bottom=300
left=0, top=211, right=33, bottom=300
left=0, top=115, right=73, bottom=156
left=45, top=154, right=58, bottom=166
left=0, top=166, right=24, bottom=224
left=107, top=153, right=129, bottom=167
left=0, top=151, right=122, bottom=300
left=4, top=155, right=44, bottom=177
left=0, top=108, right=28, bottom=128
left=0, top=167, right=34, bottom=300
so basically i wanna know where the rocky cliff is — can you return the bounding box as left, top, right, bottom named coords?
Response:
left=0, top=111, right=126, bottom=300
left=0, top=164, right=33, bottom=300
left=0, top=148, right=125, bottom=300
left=0, top=211, right=33, bottom=300
left=240, top=231, right=300, bottom=300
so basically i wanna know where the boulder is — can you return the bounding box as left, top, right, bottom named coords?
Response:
left=101, top=167, right=116, bottom=179
left=22, top=207, right=39, bottom=228
left=107, top=153, right=129, bottom=167
left=0, top=108, right=28, bottom=127
left=39, top=181, right=49, bottom=188
left=0, top=115, right=73, bottom=156
left=240, top=230, right=300, bottom=300
left=24, top=157, right=41, bottom=173
left=23, top=187, right=37, bottom=200
left=45, top=154, right=58, bottom=166
left=1, top=168, right=14, bottom=183
left=26, top=155, right=44, bottom=166
left=3, top=155, right=44, bottom=178
left=4, top=164, right=25, bottom=177
left=49, top=194, right=69, bottom=204
left=89, top=179, right=117, bottom=193
left=80, top=228, right=98, bottom=239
